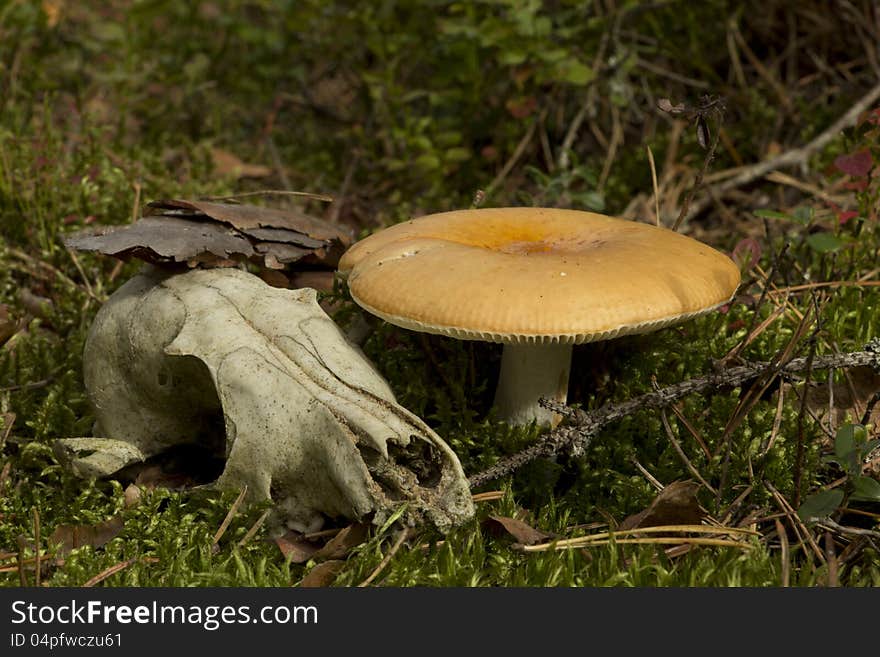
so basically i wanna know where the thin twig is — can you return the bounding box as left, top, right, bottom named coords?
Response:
left=486, top=110, right=545, bottom=200
left=203, top=190, right=334, bottom=203
left=824, top=531, right=840, bottom=587
left=818, top=518, right=880, bottom=540
left=212, top=486, right=248, bottom=548
left=673, top=111, right=722, bottom=232
left=647, top=145, right=660, bottom=226
left=33, top=508, right=40, bottom=587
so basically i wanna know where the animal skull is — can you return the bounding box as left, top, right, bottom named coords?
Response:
left=55, top=267, right=474, bottom=533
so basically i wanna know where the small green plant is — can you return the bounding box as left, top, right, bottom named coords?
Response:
left=797, top=423, right=880, bottom=522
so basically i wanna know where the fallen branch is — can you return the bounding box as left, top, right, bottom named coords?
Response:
left=467, top=339, right=880, bottom=488
left=683, top=82, right=880, bottom=222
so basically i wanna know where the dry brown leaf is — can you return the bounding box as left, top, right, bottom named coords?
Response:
left=133, top=463, right=198, bottom=491
left=483, top=515, right=553, bottom=546
left=288, top=270, right=335, bottom=293
left=49, top=516, right=124, bottom=556
left=145, top=199, right=346, bottom=242
left=0, top=305, right=18, bottom=346
left=210, top=148, right=272, bottom=180
left=312, top=523, right=369, bottom=561
left=123, top=484, right=142, bottom=508
left=804, top=366, right=880, bottom=433
left=64, top=216, right=255, bottom=265
left=64, top=199, right=350, bottom=272
left=299, top=560, right=345, bottom=587
left=41, top=0, right=63, bottom=28
left=274, top=532, right=321, bottom=564
left=618, top=481, right=705, bottom=531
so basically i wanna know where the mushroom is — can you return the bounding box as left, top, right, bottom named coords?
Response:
left=337, top=208, right=741, bottom=427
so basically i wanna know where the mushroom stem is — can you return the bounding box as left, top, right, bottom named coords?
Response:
left=493, top=343, right=572, bottom=427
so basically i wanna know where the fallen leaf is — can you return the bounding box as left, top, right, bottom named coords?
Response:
left=618, top=481, right=705, bottom=531
left=288, top=270, right=335, bottom=293
left=41, top=0, right=63, bottom=28
left=19, top=289, right=53, bottom=320
left=49, top=516, right=124, bottom=556
left=804, top=366, right=880, bottom=435
left=0, top=305, right=17, bottom=346
left=210, top=148, right=272, bottom=179
left=274, top=531, right=321, bottom=564
left=312, top=523, right=369, bottom=560
left=146, top=199, right=346, bottom=242
left=834, top=149, right=873, bottom=178
left=123, top=484, right=142, bottom=508
left=299, top=560, right=345, bottom=587
left=63, top=216, right=255, bottom=265
left=133, top=463, right=198, bottom=490
left=483, top=515, right=552, bottom=546
left=64, top=199, right=350, bottom=272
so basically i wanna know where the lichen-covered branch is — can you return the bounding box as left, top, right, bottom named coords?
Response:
left=467, top=340, right=880, bottom=488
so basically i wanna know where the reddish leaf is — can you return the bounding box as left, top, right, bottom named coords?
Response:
left=210, top=148, right=272, bottom=180
left=732, top=237, right=761, bottom=271
left=274, top=532, right=321, bottom=564
left=49, top=516, right=124, bottom=556
left=299, top=560, right=345, bottom=587
left=837, top=210, right=859, bottom=225
left=618, top=481, right=705, bottom=531
left=483, top=515, right=552, bottom=546
left=834, top=149, right=873, bottom=177
left=312, top=523, right=369, bottom=560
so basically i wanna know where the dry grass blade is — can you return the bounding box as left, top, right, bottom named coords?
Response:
left=525, top=537, right=753, bottom=552
left=647, top=145, right=661, bottom=226
left=33, top=508, right=40, bottom=587
left=203, top=190, right=334, bottom=203
left=237, top=509, right=270, bottom=548
left=358, top=528, right=411, bottom=587
left=212, top=485, right=248, bottom=548
left=471, top=490, right=505, bottom=503
left=522, top=524, right=758, bottom=552
left=824, top=531, right=839, bottom=587
left=765, top=480, right=825, bottom=563
left=775, top=519, right=790, bottom=587
left=659, top=409, right=716, bottom=494
left=82, top=557, right=159, bottom=588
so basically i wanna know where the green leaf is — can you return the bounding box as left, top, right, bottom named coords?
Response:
left=835, top=423, right=866, bottom=458
left=851, top=476, right=880, bottom=502
left=797, top=489, right=844, bottom=522
left=806, top=233, right=846, bottom=253
left=556, top=60, right=595, bottom=86
left=792, top=206, right=814, bottom=224
left=835, top=423, right=866, bottom=475
left=444, top=147, right=471, bottom=163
